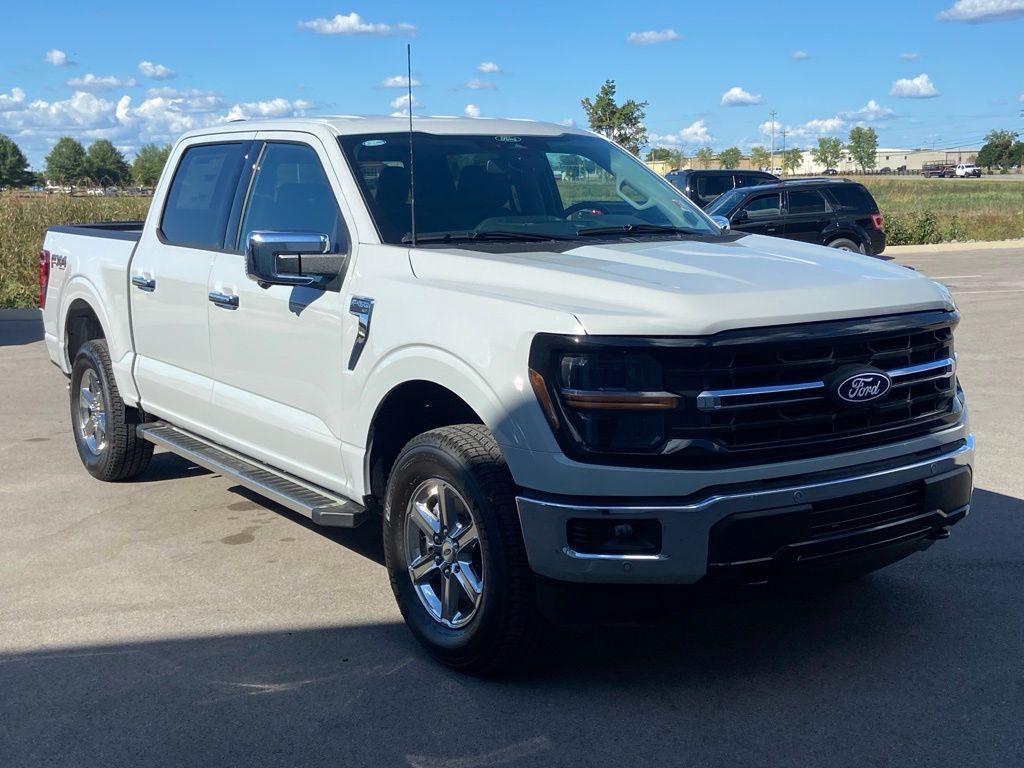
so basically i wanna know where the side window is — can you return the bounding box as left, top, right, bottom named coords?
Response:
left=741, top=193, right=782, bottom=219
left=239, top=143, right=347, bottom=253
left=161, top=143, right=247, bottom=249
left=787, top=189, right=827, bottom=214
left=696, top=175, right=733, bottom=204
left=826, top=186, right=871, bottom=212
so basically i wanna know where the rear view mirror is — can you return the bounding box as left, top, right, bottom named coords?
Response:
left=245, top=231, right=345, bottom=287
left=710, top=215, right=730, bottom=231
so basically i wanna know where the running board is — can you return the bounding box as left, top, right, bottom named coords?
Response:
left=138, top=422, right=366, bottom=528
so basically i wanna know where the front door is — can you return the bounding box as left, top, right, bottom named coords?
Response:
left=129, top=137, right=255, bottom=429
left=730, top=191, right=784, bottom=238
left=204, top=136, right=355, bottom=493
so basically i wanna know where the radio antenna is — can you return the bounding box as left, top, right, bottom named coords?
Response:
left=406, top=43, right=417, bottom=247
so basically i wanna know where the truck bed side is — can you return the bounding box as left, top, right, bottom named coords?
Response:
left=41, top=222, right=144, bottom=407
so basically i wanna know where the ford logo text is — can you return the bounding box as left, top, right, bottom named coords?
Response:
left=836, top=371, right=892, bottom=404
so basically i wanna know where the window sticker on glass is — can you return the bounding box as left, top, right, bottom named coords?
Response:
left=362, top=139, right=387, bottom=147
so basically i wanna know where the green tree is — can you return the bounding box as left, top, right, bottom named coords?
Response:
left=749, top=146, right=771, bottom=171
left=847, top=126, right=878, bottom=173
left=718, top=147, right=742, bottom=169
left=694, top=146, right=714, bottom=169
left=976, top=130, right=1018, bottom=171
left=132, top=143, right=172, bottom=186
left=581, top=80, right=648, bottom=156
left=811, top=136, right=843, bottom=171
left=44, top=137, right=87, bottom=189
left=0, top=134, right=33, bottom=188
left=84, top=139, right=131, bottom=186
left=782, top=148, right=803, bottom=175
left=645, top=147, right=684, bottom=168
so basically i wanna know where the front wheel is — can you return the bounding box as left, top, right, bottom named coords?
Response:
left=70, top=339, right=153, bottom=481
left=383, top=424, right=541, bottom=675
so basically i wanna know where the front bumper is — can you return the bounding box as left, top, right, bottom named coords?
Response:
left=516, top=435, right=974, bottom=584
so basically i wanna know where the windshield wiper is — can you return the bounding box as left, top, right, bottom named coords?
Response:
left=575, top=223, right=707, bottom=237
left=402, top=230, right=575, bottom=244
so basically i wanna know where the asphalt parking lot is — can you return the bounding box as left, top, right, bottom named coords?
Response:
left=1, top=245, right=1022, bottom=768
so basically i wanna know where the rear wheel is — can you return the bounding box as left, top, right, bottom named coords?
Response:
left=70, top=339, right=153, bottom=481
left=827, top=237, right=863, bottom=253
left=383, top=424, right=542, bottom=675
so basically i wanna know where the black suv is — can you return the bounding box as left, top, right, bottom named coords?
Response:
left=704, top=178, right=886, bottom=256
left=665, top=169, right=777, bottom=208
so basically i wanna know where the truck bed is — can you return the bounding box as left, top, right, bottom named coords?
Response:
left=47, top=221, right=144, bottom=242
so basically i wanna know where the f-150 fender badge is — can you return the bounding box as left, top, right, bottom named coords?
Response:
left=348, top=296, right=374, bottom=370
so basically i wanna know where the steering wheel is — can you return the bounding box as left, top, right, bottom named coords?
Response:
left=563, top=202, right=611, bottom=220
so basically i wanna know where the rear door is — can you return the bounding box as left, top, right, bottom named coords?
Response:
left=129, top=135, right=255, bottom=428
left=729, top=191, right=784, bottom=238
left=204, top=133, right=356, bottom=492
left=783, top=188, right=831, bottom=244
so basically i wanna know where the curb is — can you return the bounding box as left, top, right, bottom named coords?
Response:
left=885, top=239, right=1024, bottom=254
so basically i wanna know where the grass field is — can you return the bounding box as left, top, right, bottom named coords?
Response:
left=1, top=180, right=1022, bottom=307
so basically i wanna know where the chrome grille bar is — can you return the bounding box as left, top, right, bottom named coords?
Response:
left=696, top=357, right=955, bottom=412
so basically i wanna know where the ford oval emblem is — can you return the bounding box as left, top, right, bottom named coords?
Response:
left=835, top=371, right=892, bottom=404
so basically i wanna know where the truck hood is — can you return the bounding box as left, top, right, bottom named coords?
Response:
left=409, top=234, right=954, bottom=335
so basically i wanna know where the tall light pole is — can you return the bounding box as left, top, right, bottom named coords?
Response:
left=780, top=128, right=788, bottom=175
left=769, top=110, right=777, bottom=173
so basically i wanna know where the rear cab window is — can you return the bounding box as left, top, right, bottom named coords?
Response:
left=695, top=174, right=734, bottom=205
left=160, top=142, right=249, bottom=250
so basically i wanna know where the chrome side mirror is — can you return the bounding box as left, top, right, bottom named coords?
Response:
left=245, top=231, right=344, bottom=287
left=710, top=215, right=730, bottom=231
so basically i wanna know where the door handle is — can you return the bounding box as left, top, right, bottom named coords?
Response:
left=131, top=275, right=156, bottom=292
left=208, top=291, right=239, bottom=310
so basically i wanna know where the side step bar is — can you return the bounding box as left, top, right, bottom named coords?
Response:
left=138, top=422, right=366, bottom=528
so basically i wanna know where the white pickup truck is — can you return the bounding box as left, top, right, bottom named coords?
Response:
left=40, top=117, right=974, bottom=673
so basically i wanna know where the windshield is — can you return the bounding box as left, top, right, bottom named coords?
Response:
left=704, top=188, right=746, bottom=216
left=338, top=132, right=717, bottom=244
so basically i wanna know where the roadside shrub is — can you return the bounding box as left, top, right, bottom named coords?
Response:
left=883, top=210, right=973, bottom=246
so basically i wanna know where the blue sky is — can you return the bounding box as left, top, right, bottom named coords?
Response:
left=2, top=0, right=1022, bottom=166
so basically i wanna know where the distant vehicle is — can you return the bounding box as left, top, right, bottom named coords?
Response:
left=921, top=161, right=958, bottom=178
left=879, top=167, right=892, bottom=175
left=665, top=168, right=777, bottom=208
left=822, top=168, right=839, bottom=176
left=896, top=165, right=908, bottom=174
left=704, top=178, right=886, bottom=256
left=764, top=166, right=783, bottom=175
left=955, top=163, right=981, bottom=178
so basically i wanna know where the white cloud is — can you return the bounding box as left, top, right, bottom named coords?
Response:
left=66, top=74, right=138, bottom=92
left=720, top=86, right=764, bottom=107
left=297, top=12, right=416, bottom=36
left=627, top=29, right=680, bottom=44
left=650, top=120, right=713, bottom=147
left=464, top=103, right=481, bottom=118
left=938, top=0, right=1024, bottom=22
left=0, top=87, right=27, bottom=110
left=379, top=75, right=421, bottom=88
left=899, top=52, right=920, bottom=61
left=138, top=61, right=176, bottom=80
left=224, top=98, right=313, bottom=121
left=792, top=50, right=811, bottom=60
left=388, top=93, right=422, bottom=115
left=476, top=61, right=501, bottom=73
left=44, top=49, right=73, bottom=67
left=764, top=116, right=845, bottom=140
left=890, top=73, right=939, bottom=98
left=842, top=99, right=895, bottom=121
left=464, top=78, right=495, bottom=90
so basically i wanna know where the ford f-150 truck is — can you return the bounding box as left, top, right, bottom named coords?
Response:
left=40, top=117, right=974, bottom=674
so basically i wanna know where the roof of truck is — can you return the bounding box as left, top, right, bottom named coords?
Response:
left=178, top=115, right=592, bottom=141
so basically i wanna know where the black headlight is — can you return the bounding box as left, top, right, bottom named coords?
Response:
left=529, top=335, right=679, bottom=456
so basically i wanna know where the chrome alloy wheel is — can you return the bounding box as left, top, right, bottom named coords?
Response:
left=404, top=479, right=485, bottom=628
left=76, top=368, right=107, bottom=456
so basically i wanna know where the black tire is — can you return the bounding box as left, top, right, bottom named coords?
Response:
left=383, top=424, right=541, bottom=675
left=827, top=237, right=863, bottom=253
left=70, top=339, right=153, bottom=481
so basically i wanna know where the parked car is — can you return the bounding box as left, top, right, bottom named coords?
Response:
left=955, top=163, right=981, bottom=178
left=665, top=168, right=777, bottom=207
left=704, top=178, right=886, bottom=255
left=39, top=118, right=971, bottom=674
left=822, top=168, right=839, bottom=176
left=879, top=167, right=892, bottom=175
